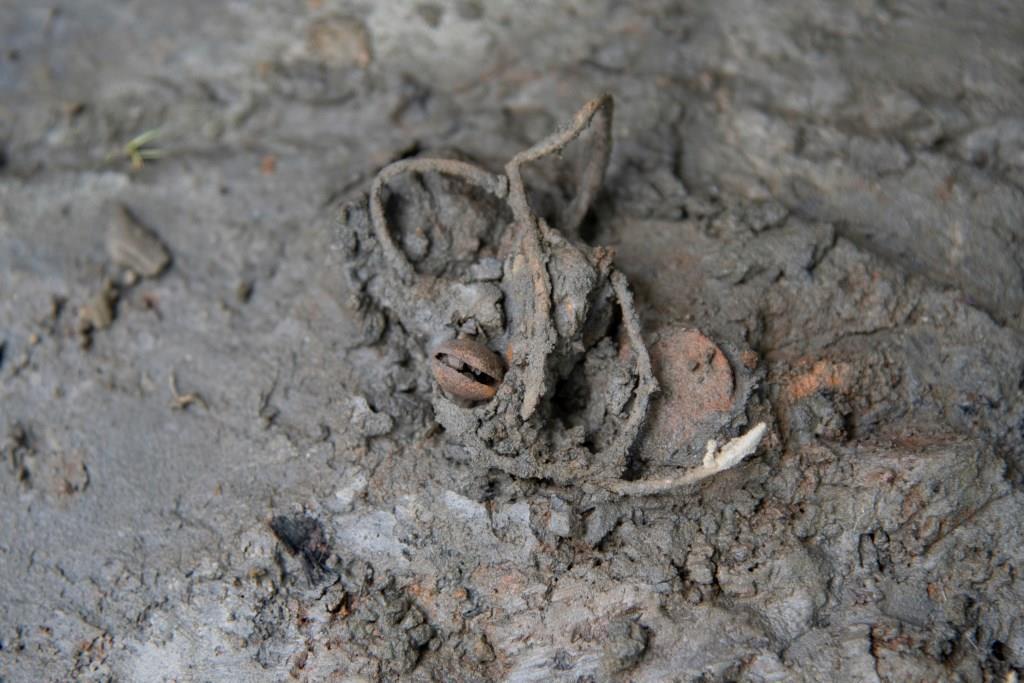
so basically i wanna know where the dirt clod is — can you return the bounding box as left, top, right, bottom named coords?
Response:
left=76, top=279, right=119, bottom=348
left=106, top=204, right=171, bottom=278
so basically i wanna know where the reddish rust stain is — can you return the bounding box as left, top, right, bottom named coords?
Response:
left=782, top=359, right=854, bottom=402
left=643, top=327, right=736, bottom=452
left=260, top=154, right=277, bottom=175
left=470, top=564, right=528, bottom=602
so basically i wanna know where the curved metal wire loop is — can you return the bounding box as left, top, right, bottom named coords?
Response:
left=369, top=157, right=508, bottom=285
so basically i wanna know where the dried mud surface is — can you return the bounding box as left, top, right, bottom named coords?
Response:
left=2, top=1, right=1023, bottom=681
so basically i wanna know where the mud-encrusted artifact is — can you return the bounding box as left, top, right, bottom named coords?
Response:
left=341, top=95, right=764, bottom=495
left=431, top=338, right=506, bottom=402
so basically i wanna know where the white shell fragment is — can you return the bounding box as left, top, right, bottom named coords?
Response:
left=603, top=422, right=767, bottom=496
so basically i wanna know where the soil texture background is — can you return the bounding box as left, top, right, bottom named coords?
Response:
left=2, top=1, right=1024, bottom=681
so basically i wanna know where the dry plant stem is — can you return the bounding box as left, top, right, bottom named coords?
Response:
left=601, top=422, right=768, bottom=496
left=169, top=371, right=207, bottom=411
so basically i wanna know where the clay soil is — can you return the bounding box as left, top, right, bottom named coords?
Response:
left=2, top=2, right=1023, bottom=681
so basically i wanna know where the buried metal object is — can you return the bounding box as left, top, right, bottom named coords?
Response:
left=431, top=337, right=506, bottom=403
left=344, top=94, right=765, bottom=495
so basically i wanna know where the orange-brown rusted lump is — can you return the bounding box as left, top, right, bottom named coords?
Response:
left=431, top=338, right=506, bottom=402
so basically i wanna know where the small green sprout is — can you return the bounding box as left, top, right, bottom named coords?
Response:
left=110, top=129, right=164, bottom=170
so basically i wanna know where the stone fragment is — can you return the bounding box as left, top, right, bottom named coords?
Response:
left=107, top=204, right=170, bottom=278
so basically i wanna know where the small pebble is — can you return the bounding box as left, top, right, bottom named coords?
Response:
left=107, top=204, right=171, bottom=278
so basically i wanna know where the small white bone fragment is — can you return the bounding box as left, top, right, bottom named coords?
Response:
left=604, top=422, right=767, bottom=496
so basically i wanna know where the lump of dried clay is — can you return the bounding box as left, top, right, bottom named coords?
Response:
left=340, top=95, right=765, bottom=496
left=106, top=204, right=171, bottom=278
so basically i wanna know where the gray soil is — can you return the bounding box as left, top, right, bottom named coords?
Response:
left=2, top=1, right=1023, bottom=681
